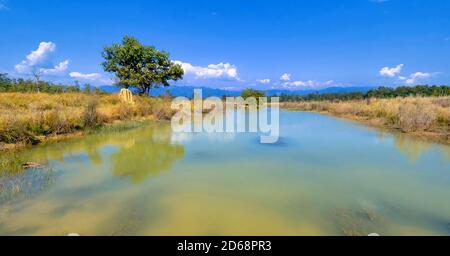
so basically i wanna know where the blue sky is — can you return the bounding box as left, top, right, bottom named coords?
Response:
left=1, top=0, right=449, bottom=90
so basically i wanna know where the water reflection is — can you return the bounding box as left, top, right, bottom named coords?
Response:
left=373, top=129, right=448, bottom=163
left=393, top=133, right=433, bottom=162
left=110, top=125, right=185, bottom=184
left=43, top=123, right=186, bottom=183
left=0, top=167, right=56, bottom=206
left=440, top=146, right=450, bottom=161
left=0, top=123, right=185, bottom=200
left=1, top=112, right=450, bottom=235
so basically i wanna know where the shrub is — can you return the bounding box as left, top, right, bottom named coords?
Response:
left=83, top=99, right=100, bottom=128
left=0, top=116, right=39, bottom=144
left=114, top=103, right=135, bottom=120
left=397, top=103, right=436, bottom=132
left=151, top=103, right=174, bottom=121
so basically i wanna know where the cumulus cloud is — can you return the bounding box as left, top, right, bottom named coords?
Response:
left=15, top=42, right=68, bottom=75
left=283, top=80, right=334, bottom=88
left=280, top=73, right=291, bottom=81
left=174, top=61, right=239, bottom=80
left=69, top=72, right=102, bottom=80
left=41, top=60, right=69, bottom=75
left=256, top=78, right=270, bottom=84
left=380, top=64, right=404, bottom=77
left=277, top=73, right=334, bottom=88
left=399, top=72, right=433, bottom=85
left=69, top=72, right=111, bottom=84
left=379, top=64, right=436, bottom=85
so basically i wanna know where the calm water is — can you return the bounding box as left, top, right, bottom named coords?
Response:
left=1, top=111, right=450, bottom=236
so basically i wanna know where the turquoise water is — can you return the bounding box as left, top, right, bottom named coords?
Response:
left=1, top=111, right=450, bottom=235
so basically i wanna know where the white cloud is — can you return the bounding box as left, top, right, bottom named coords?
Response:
left=69, top=72, right=102, bottom=80
left=69, top=72, right=112, bottom=85
left=256, top=78, right=270, bottom=84
left=370, top=0, right=389, bottom=3
left=400, top=72, right=433, bottom=85
left=14, top=41, right=113, bottom=84
left=280, top=73, right=291, bottom=81
left=14, top=63, right=30, bottom=74
left=174, top=61, right=239, bottom=80
left=19, top=42, right=55, bottom=67
left=40, top=60, right=69, bottom=75
left=380, top=64, right=404, bottom=77
left=283, top=80, right=334, bottom=88
left=14, top=42, right=69, bottom=75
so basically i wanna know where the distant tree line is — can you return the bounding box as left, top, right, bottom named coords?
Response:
left=0, top=73, right=101, bottom=94
left=279, top=85, right=450, bottom=102
left=2, top=72, right=450, bottom=101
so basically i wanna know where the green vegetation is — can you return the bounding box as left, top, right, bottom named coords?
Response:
left=102, top=35, right=184, bottom=95
left=241, top=89, right=266, bottom=105
left=279, top=85, right=450, bottom=102
left=0, top=73, right=100, bottom=94
left=241, top=88, right=266, bottom=99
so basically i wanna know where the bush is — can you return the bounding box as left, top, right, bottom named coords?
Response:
left=114, top=103, right=135, bottom=120
left=151, top=103, right=174, bottom=121
left=83, top=99, right=100, bottom=128
left=397, top=103, right=436, bottom=132
left=0, top=116, right=39, bottom=144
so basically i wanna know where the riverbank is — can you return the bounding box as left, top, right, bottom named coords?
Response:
left=281, top=96, right=450, bottom=144
left=0, top=119, right=157, bottom=174
left=0, top=93, right=174, bottom=151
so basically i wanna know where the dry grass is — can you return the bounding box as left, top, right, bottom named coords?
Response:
left=0, top=93, right=173, bottom=147
left=281, top=96, right=450, bottom=143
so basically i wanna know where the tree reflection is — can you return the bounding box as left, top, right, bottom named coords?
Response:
left=110, top=124, right=185, bottom=184
left=393, top=133, right=432, bottom=162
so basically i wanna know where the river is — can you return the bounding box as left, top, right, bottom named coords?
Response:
left=1, top=111, right=449, bottom=235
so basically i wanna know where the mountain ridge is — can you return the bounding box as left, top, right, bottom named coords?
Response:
left=99, top=85, right=374, bottom=97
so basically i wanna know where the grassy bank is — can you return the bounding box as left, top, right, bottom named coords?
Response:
left=0, top=92, right=173, bottom=150
left=281, top=96, right=450, bottom=144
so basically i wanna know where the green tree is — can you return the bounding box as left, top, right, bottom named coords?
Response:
left=102, top=36, right=184, bottom=95
left=241, top=89, right=266, bottom=99
left=241, top=89, right=266, bottom=105
left=83, top=83, right=92, bottom=94
left=0, top=73, right=11, bottom=92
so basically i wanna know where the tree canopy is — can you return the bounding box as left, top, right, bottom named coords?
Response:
left=241, top=89, right=266, bottom=99
left=102, top=36, right=184, bottom=95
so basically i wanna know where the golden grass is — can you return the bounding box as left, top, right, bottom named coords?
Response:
left=281, top=97, right=450, bottom=143
left=0, top=93, right=174, bottom=147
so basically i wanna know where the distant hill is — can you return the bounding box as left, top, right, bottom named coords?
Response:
left=99, top=85, right=374, bottom=97
left=150, top=86, right=242, bottom=97
left=99, top=85, right=121, bottom=93
left=265, top=86, right=373, bottom=96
